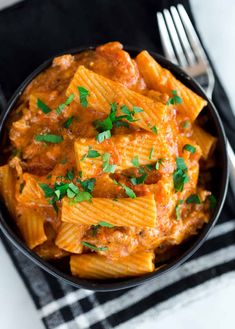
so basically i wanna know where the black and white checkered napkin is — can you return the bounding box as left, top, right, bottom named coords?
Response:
left=0, top=0, right=235, bottom=328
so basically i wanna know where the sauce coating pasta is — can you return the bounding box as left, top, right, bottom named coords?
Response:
left=0, top=42, right=216, bottom=279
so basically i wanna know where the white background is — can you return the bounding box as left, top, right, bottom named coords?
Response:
left=0, top=0, right=235, bottom=328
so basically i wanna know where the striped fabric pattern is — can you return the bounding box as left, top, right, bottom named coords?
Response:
left=1, top=215, right=235, bottom=329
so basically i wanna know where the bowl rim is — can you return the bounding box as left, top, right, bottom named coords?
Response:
left=0, top=45, right=229, bottom=291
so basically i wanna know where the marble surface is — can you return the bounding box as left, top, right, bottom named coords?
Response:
left=0, top=0, right=234, bottom=328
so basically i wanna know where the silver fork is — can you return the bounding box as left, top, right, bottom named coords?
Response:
left=157, top=4, right=235, bottom=198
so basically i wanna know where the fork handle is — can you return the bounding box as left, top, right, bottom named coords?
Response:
left=227, top=141, right=235, bottom=197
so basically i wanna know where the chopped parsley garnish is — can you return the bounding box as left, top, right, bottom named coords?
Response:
left=46, top=174, right=52, bottom=179
left=94, top=116, right=113, bottom=131
left=120, top=105, right=139, bottom=122
left=155, top=158, right=165, bottom=170
left=91, top=221, right=115, bottom=236
left=183, top=144, right=196, bottom=154
left=149, top=147, right=154, bottom=160
left=56, top=93, right=74, bottom=114
left=175, top=199, right=183, bottom=220
left=77, top=86, right=89, bottom=108
left=82, top=241, right=108, bottom=251
left=173, top=157, right=190, bottom=192
left=182, top=120, right=190, bottom=129
left=113, top=180, right=136, bottom=198
left=87, top=147, right=101, bottom=158
left=96, top=130, right=111, bottom=143
left=37, top=98, right=51, bottom=114
left=65, top=169, right=74, bottom=181
left=39, top=181, right=92, bottom=207
left=208, top=195, right=216, bottom=210
left=102, top=153, right=116, bottom=173
left=186, top=194, right=201, bottom=204
left=77, top=178, right=96, bottom=193
left=78, top=171, right=83, bottom=178
left=146, top=164, right=155, bottom=171
left=151, top=125, right=158, bottom=135
left=63, top=116, right=74, bottom=128
left=167, top=90, right=183, bottom=105
left=131, top=156, right=139, bottom=167
left=19, top=182, right=25, bottom=194
left=130, top=173, right=147, bottom=185
left=35, top=134, right=63, bottom=144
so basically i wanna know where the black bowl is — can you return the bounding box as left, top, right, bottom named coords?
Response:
left=0, top=46, right=229, bottom=291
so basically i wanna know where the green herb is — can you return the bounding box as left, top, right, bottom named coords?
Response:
left=63, top=116, right=74, bottom=128
left=46, top=174, right=52, bottom=179
left=78, top=171, right=83, bottom=178
left=167, top=90, right=183, bottom=105
left=149, top=147, right=154, bottom=160
left=72, top=191, right=92, bottom=203
left=130, top=173, right=147, bottom=185
left=37, top=98, right=51, bottom=114
left=182, top=120, right=190, bottom=129
left=98, top=221, right=115, bottom=228
left=77, top=86, right=89, bottom=107
left=186, top=194, right=201, bottom=204
left=208, top=195, right=216, bottom=210
left=113, top=120, right=129, bottom=128
left=87, top=147, right=101, bottom=158
left=19, top=182, right=25, bottom=194
left=114, top=180, right=136, bottom=198
left=102, top=153, right=117, bottom=173
left=131, top=156, right=139, bottom=167
left=60, top=158, right=67, bottom=164
left=120, top=105, right=139, bottom=122
left=65, top=169, right=74, bottom=181
left=77, top=178, right=96, bottom=193
left=146, top=164, right=155, bottom=171
left=155, top=158, right=165, bottom=170
left=175, top=199, right=183, bottom=220
left=96, top=130, right=111, bottom=143
left=91, top=221, right=115, bottom=236
left=151, top=125, right=158, bottom=135
left=183, top=144, right=196, bottom=154
left=80, top=153, right=87, bottom=162
left=82, top=241, right=108, bottom=251
left=132, top=106, right=144, bottom=113
left=173, top=157, right=190, bottom=192
left=12, top=149, right=21, bottom=157
left=94, top=116, right=113, bottom=131
left=39, top=183, right=55, bottom=198
left=35, top=134, right=63, bottom=144
left=56, top=94, right=74, bottom=114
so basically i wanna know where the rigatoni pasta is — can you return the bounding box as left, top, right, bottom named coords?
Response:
left=0, top=41, right=216, bottom=280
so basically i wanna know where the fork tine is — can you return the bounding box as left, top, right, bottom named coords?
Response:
left=177, top=4, right=208, bottom=63
left=170, top=6, right=196, bottom=66
left=156, top=12, right=178, bottom=65
left=163, top=9, right=188, bottom=67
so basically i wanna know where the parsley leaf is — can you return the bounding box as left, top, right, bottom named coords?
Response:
left=183, top=144, right=196, bottom=154
left=72, top=191, right=92, bottom=203
left=35, top=134, right=63, bottom=144
left=131, top=156, right=139, bottom=167
left=56, top=94, right=74, bottom=114
left=114, top=180, right=136, bottom=198
left=130, top=173, right=147, bottom=185
left=167, top=90, right=183, bottom=105
left=77, top=86, right=89, bottom=107
left=208, top=195, right=216, bottom=210
left=96, top=130, right=111, bottom=143
left=65, top=169, right=74, bottom=181
left=155, top=158, right=165, bottom=170
left=77, top=178, right=96, bottom=193
left=182, top=120, right=190, bottom=129
left=82, top=241, right=108, bottom=251
left=173, top=157, right=189, bottom=192
left=87, top=147, right=101, bottom=158
left=37, top=99, right=51, bottom=114
left=91, top=221, right=115, bottom=236
left=94, top=116, right=113, bottom=131
left=151, top=125, right=158, bottom=135
left=149, top=147, right=154, bottom=160
left=39, top=183, right=56, bottom=198
left=102, top=153, right=116, bottom=173
left=186, top=194, right=201, bottom=204
left=175, top=199, right=183, bottom=220
left=63, top=116, right=74, bottom=128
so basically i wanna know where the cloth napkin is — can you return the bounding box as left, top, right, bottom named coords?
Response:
left=0, top=0, right=235, bottom=328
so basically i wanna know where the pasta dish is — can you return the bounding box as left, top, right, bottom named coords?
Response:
left=0, top=42, right=217, bottom=279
